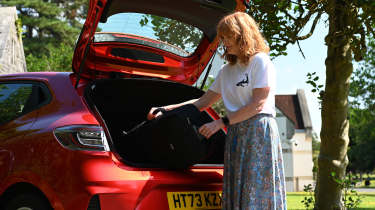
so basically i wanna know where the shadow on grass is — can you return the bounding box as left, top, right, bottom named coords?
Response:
left=289, top=208, right=374, bottom=210
left=287, top=192, right=375, bottom=210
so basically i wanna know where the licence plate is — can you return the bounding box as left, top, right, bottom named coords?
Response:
left=167, top=191, right=222, bottom=210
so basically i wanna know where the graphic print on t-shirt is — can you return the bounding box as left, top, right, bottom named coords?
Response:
left=236, top=73, right=249, bottom=87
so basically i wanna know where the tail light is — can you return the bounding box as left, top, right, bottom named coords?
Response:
left=53, top=125, right=109, bottom=151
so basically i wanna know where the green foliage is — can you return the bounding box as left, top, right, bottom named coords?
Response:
left=331, top=172, right=364, bottom=209
left=311, top=131, right=320, bottom=178
left=264, top=0, right=375, bottom=206
left=26, top=43, right=73, bottom=72
left=15, top=18, right=22, bottom=40
left=347, top=107, right=375, bottom=173
left=211, top=98, right=226, bottom=117
left=350, top=39, right=375, bottom=109
left=307, top=171, right=364, bottom=208
left=0, top=84, right=32, bottom=124
left=245, top=0, right=324, bottom=57
left=247, top=0, right=374, bottom=60
left=289, top=192, right=375, bottom=210
left=305, top=73, right=323, bottom=183
left=348, top=38, right=375, bottom=174
left=302, top=172, right=365, bottom=209
left=202, top=76, right=226, bottom=117
left=306, top=72, right=324, bottom=109
left=311, top=131, right=320, bottom=152
left=59, top=0, right=89, bottom=28
left=139, top=15, right=203, bottom=52
left=301, top=184, right=315, bottom=209
left=1, top=0, right=88, bottom=71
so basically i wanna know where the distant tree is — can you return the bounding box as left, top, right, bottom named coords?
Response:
left=312, top=130, right=321, bottom=153
left=1, top=0, right=88, bottom=71
left=244, top=1, right=375, bottom=208
left=0, top=85, right=32, bottom=124
left=347, top=108, right=375, bottom=174
left=58, top=0, right=89, bottom=29
left=26, top=43, right=74, bottom=72
left=2, top=0, right=372, bottom=207
left=139, top=15, right=203, bottom=52
left=347, top=37, right=375, bottom=174
left=311, top=130, right=320, bottom=179
left=143, top=5, right=375, bottom=207
left=202, top=76, right=226, bottom=117
left=349, top=39, right=375, bottom=109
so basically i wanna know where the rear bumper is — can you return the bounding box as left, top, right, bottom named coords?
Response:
left=63, top=153, right=223, bottom=210
left=92, top=184, right=223, bottom=210
left=85, top=175, right=223, bottom=210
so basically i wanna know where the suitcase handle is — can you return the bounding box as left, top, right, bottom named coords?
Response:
left=152, top=107, right=167, bottom=115
left=123, top=108, right=167, bottom=136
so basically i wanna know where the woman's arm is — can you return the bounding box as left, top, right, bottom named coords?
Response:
left=193, top=90, right=222, bottom=111
left=147, top=90, right=221, bottom=119
left=226, top=87, right=270, bottom=124
left=198, top=87, right=270, bottom=138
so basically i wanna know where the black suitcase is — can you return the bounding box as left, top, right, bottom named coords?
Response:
left=122, top=104, right=214, bottom=169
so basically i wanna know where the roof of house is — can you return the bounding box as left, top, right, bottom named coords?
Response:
left=276, top=89, right=312, bottom=130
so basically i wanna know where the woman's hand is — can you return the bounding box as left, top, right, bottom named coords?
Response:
left=146, top=92, right=219, bottom=121
left=147, top=107, right=166, bottom=120
left=198, top=119, right=225, bottom=139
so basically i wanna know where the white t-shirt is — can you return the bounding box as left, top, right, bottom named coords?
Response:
left=209, top=52, right=276, bottom=117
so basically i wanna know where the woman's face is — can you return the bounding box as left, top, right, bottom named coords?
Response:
left=221, top=35, right=240, bottom=56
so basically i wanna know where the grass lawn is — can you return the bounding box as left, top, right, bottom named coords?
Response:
left=287, top=192, right=375, bottom=210
left=357, top=178, right=375, bottom=188
left=358, top=181, right=375, bottom=188
left=351, top=173, right=375, bottom=188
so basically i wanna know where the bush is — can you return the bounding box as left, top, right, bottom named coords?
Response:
left=26, top=43, right=73, bottom=72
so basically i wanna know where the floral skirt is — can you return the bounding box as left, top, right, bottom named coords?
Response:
left=222, top=114, right=287, bottom=210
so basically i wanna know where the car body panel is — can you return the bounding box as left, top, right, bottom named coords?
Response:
left=0, top=0, right=247, bottom=209
left=0, top=73, right=225, bottom=209
left=72, top=0, right=246, bottom=84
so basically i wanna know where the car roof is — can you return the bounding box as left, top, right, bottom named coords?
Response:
left=0, top=72, right=71, bottom=80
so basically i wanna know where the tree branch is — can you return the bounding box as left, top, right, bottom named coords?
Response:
left=364, top=21, right=375, bottom=37
left=297, top=40, right=306, bottom=59
left=296, top=11, right=322, bottom=40
left=283, top=10, right=297, bottom=21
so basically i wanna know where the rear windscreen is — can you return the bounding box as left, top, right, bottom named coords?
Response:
left=97, top=13, right=204, bottom=57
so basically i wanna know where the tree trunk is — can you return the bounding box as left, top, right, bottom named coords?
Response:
left=315, top=0, right=353, bottom=209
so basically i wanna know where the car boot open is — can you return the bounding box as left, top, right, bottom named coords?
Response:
left=85, top=78, right=226, bottom=168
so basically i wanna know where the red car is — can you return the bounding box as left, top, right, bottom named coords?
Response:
left=0, top=0, right=246, bottom=209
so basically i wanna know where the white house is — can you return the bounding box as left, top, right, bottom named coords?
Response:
left=0, top=7, right=27, bottom=74
left=276, top=89, right=314, bottom=192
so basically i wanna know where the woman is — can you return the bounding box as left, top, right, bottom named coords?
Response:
left=148, top=12, right=287, bottom=210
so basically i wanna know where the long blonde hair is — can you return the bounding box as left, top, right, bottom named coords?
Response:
left=217, top=12, right=270, bottom=65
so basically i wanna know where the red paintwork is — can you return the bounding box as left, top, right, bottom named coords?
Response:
left=0, top=72, right=224, bottom=210
left=0, top=1, right=246, bottom=209
left=72, top=0, right=246, bottom=85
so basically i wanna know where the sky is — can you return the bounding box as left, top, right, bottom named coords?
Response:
left=272, top=23, right=328, bottom=135
left=99, top=13, right=329, bottom=135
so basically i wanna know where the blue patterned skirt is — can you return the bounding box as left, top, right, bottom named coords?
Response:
left=222, top=114, right=287, bottom=210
